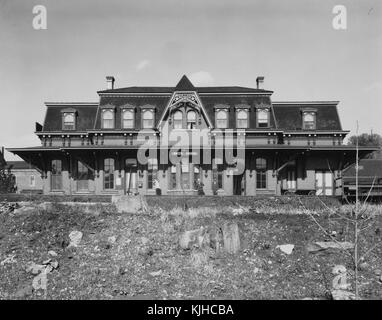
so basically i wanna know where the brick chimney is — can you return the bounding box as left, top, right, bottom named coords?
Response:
left=106, top=76, right=115, bottom=90
left=256, top=76, right=264, bottom=90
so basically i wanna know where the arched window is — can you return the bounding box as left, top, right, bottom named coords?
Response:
left=303, top=112, right=316, bottom=130
left=63, top=113, right=75, bottom=130
left=104, top=158, right=115, bottom=189
left=173, top=111, right=183, bottom=129
left=236, top=110, right=248, bottom=128
left=216, top=110, right=228, bottom=129
left=257, top=109, right=269, bottom=128
left=142, top=110, right=154, bottom=129
left=102, top=110, right=114, bottom=129
left=187, top=111, right=197, bottom=129
left=51, top=159, right=62, bottom=190
left=122, top=109, right=134, bottom=129
left=256, top=157, right=267, bottom=189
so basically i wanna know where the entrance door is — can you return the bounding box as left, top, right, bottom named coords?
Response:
left=125, top=158, right=138, bottom=194
left=233, top=174, right=245, bottom=195
left=77, top=161, right=89, bottom=191
left=315, top=171, right=333, bottom=196
left=287, top=169, right=296, bottom=190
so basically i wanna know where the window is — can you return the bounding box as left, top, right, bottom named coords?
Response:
left=169, top=165, right=177, bottom=190
left=216, top=110, right=228, bottom=129
left=77, top=161, right=90, bottom=191
left=147, top=158, right=158, bottom=189
left=102, top=110, right=114, bottom=129
left=51, top=160, right=62, bottom=190
left=104, top=158, right=115, bottom=189
left=142, top=110, right=154, bottom=129
left=303, top=112, right=316, bottom=130
left=30, top=175, right=35, bottom=187
left=173, top=111, right=183, bottom=129
left=122, top=109, right=134, bottom=129
left=181, top=162, right=190, bottom=189
left=63, top=113, right=75, bottom=130
left=187, top=111, right=197, bottom=129
left=194, top=165, right=201, bottom=189
left=257, top=109, right=269, bottom=128
left=212, top=159, right=223, bottom=190
left=256, top=157, right=267, bottom=189
left=236, top=110, right=248, bottom=128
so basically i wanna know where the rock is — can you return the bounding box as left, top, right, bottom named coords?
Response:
left=48, top=250, right=58, bottom=257
left=112, top=195, right=149, bottom=213
left=32, top=270, right=48, bottom=291
left=222, top=222, right=240, bottom=254
left=332, top=265, right=347, bottom=275
left=13, top=206, right=36, bottom=215
left=108, top=236, right=117, bottom=244
left=140, top=237, right=149, bottom=246
left=374, top=269, right=381, bottom=276
left=253, top=267, right=260, bottom=274
left=149, top=270, right=162, bottom=277
left=332, top=265, right=350, bottom=291
left=26, top=262, right=45, bottom=275
left=14, top=284, right=33, bottom=298
left=358, top=262, right=368, bottom=271
left=331, top=289, right=356, bottom=300
left=208, top=226, right=224, bottom=253
left=68, top=230, right=83, bottom=248
left=38, top=202, right=53, bottom=211
left=379, top=275, right=382, bottom=283
left=50, top=260, right=59, bottom=269
left=42, top=258, right=52, bottom=265
left=0, top=254, right=16, bottom=266
left=276, top=244, right=294, bottom=255
left=307, top=241, right=353, bottom=253
left=179, top=227, right=209, bottom=250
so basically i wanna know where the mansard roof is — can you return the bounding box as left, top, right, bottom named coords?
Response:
left=97, top=75, right=273, bottom=95
left=42, top=103, right=98, bottom=132
left=272, top=101, right=343, bottom=131
left=40, top=78, right=344, bottom=133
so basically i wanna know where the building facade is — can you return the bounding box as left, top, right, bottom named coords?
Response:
left=6, top=161, right=43, bottom=194
left=8, top=75, right=376, bottom=196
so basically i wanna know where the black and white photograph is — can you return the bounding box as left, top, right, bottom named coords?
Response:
left=0, top=0, right=382, bottom=306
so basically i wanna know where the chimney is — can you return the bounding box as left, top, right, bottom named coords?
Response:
left=256, top=76, right=264, bottom=90
left=106, top=76, right=115, bottom=90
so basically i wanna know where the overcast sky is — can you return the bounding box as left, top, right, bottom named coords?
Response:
left=1, top=0, right=381, bottom=160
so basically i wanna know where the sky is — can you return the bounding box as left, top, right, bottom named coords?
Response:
left=1, top=0, right=381, bottom=160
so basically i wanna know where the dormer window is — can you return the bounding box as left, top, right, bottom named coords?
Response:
left=303, top=111, right=316, bottom=130
left=122, top=109, right=134, bottom=129
left=216, top=110, right=228, bottom=129
left=236, top=109, right=248, bottom=128
left=187, top=111, right=197, bottom=129
left=173, top=111, right=183, bottom=129
left=257, top=108, right=270, bottom=128
left=102, top=109, right=115, bottom=129
left=62, top=112, right=75, bottom=130
left=142, top=110, right=154, bottom=129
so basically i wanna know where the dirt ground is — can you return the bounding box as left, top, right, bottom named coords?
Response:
left=0, top=197, right=381, bottom=300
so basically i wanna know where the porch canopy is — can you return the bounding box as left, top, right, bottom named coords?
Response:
left=7, top=145, right=379, bottom=172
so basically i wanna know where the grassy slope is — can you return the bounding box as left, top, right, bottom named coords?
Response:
left=0, top=199, right=381, bottom=300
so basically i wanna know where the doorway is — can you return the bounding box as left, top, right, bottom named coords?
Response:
left=315, top=171, right=333, bottom=196
left=233, top=173, right=245, bottom=195
left=125, top=158, right=138, bottom=194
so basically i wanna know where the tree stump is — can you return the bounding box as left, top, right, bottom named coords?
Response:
left=222, top=222, right=240, bottom=254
